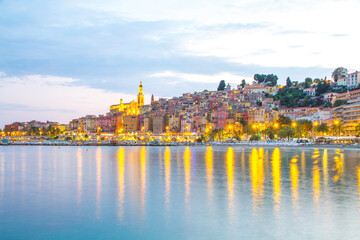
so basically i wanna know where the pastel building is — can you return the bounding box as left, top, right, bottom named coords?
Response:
left=337, top=71, right=360, bottom=88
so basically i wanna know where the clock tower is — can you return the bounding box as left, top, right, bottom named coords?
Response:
left=137, top=81, right=144, bottom=107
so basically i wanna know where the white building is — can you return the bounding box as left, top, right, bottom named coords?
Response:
left=337, top=71, right=360, bottom=88
left=303, top=88, right=316, bottom=96
left=347, top=71, right=360, bottom=87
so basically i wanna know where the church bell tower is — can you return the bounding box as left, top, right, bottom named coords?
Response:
left=137, top=81, right=144, bottom=107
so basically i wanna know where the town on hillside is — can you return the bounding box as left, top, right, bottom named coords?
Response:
left=2, top=67, right=360, bottom=143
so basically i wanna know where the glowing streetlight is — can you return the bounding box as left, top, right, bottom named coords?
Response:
left=291, top=122, right=297, bottom=128
left=334, top=120, right=340, bottom=137
left=274, top=123, right=279, bottom=129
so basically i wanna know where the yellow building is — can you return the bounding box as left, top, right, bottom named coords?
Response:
left=110, top=82, right=145, bottom=115
left=123, top=115, right=139, bottom=133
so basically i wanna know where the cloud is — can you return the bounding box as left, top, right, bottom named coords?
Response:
left=0, top=102, right=74, bottom=113
left=0, top=0, right=359, bottom=128
left=331, top=33, right=348, bottom=37
left=149, top=71, right=251, bottom=84
left=0, top=73, right=149, bottom=128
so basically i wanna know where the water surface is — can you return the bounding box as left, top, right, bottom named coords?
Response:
left=0, top=146, right=360, bottom=239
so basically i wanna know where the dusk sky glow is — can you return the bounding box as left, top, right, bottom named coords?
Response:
left=1, top=0, right=359, bottom=127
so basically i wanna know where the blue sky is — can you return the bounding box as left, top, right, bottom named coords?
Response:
left=1, top=0, right=359, bottom=127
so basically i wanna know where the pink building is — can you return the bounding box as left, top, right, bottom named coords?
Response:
left=97, top=115, right=112, bottom=132
left=213, top=109, right=229, bottom=129
left=4, top=123, right=20, bottom=131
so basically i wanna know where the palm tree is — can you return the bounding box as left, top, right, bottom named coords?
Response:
left=331, top=120, right=344, bottom=137
left=316, top=123, right=329, bottom=136
left=297, top=119, right=312, bottom=137
left=355, top=123, right=360, bottom=136
left=278, top=126, right=296, bottom=141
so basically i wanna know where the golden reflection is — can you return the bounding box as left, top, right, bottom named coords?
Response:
left=301, top=151, right=306, bottom=182
left=313, top=165, right=321, bottom=204
left=271, top=148, right=281, bottom=212
left=117, top=148, right=125, bottom=221
left=96, top=147, right=102, bottom=218
left=140, top=147, right=146, bottom=215
left=164, top=147, right=171, bottom=206
left=332, top=150, right=344, bottom=183
left=241, top=149, right=245, bottom=178
left=184, top=147, right=191, bottom=203
left=226, top=147, right=234, bottom=213
left=290, top=161, right=299, bottom=210
left=176, top=149, right=181, bottom=176
left=322, top=149, right=328, bottom=189
left=250, top=148, right=264, bottom=211
left=76, top=148, right=83, bottom=203
left=312, top=149, right=320, bottom=164
left=205, top=147, right=213, bottom=200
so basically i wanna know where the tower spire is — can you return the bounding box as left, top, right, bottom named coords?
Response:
left=137, top=81, right=144, bottom=107
left=151, top=94, right=154, bottom=104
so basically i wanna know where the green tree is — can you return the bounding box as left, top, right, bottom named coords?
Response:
left=243, top=125, right=253, bottom=136
left=254, top=74, right=278, bottom=86
left=297, top=119, right=313, bottom=137
left=217, top=80, right=226, bottom=91
left=355, top=123, right=360, bottom=136
left=331, top=121, right=344, bottom=137
left=332, top=67, right=348, bottom=82
left=313, top=78, right=321, bottom=84
left=278, top=115, right=292, bottom=126
left=250, top=134, right=260, bottom=141
left=240, top=117, right=248, bottom=127
left=316, top=80, right=330, bottom=96
left=278, top=126, right=296, bottom=141
left=240, top=79, right=246, bottom=88
left=316, top=123, right=329, bottom=136
left=265, top=74, right=278, bottom=86
left=333, top=99, right=347, bottom=107
left=273, top=87, right=311, bottom=107
left=262, top=128, right=275, bottom=140
left=254, top=74, right=266, bottom=83
left=286, top=77, right=292, bottom=87
left=305, top=77, right=313, bottom=88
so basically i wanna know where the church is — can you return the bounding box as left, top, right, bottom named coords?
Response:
left=110, top=82, right=144, bottom=115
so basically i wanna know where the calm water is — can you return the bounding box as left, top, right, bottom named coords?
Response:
left=0, top=146, right=360, bottom=239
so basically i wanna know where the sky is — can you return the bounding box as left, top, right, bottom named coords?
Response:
left=1, top=0, right=359, bottom=128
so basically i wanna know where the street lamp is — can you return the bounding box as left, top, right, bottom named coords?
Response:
left=291, top=122, right=297, bottom=128
left=313, top=121, right=318, bottom=138
left=334, top=120, right=340, bottom=137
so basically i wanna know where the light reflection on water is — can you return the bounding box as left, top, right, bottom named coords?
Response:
left=1, top=146, right=360, bottom=239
